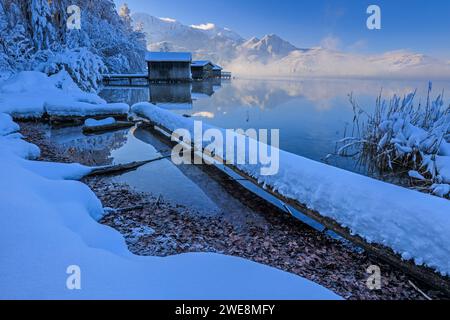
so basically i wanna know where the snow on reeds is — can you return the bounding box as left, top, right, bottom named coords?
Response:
left=337, top=83, right=450, bottom=198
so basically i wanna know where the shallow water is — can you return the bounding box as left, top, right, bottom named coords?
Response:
left=100, top=77, right=450, bottom=175
left=46, top=124, right=270, bottom=229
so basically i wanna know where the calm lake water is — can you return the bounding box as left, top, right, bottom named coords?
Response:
left=100, top=77, right=450, bottom=175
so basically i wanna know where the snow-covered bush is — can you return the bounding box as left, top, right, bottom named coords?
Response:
left=338, top=84, right=450, bottom=198
left=34, top=48, right=107, bottom=92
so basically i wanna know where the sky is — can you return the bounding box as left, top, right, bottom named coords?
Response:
left=115, top=0, right=450, bottom=58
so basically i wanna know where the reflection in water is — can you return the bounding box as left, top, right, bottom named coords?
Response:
left=100, top=79, right=222, bottom=111
left=48, top=123, right=270, bottom=224
left=149, top=83, right=192, bottom=107
left=192, top=78, right=221, bottom=98
left=100, top=87, right=150, bottom=108
left=48, top=126, right=129, bottom=166
left=113, top=127, right=270, bottom=227
left=100, top=78, right=450, bottom=175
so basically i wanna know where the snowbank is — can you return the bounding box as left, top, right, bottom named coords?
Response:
left=0, top=113, right=19, bottom=136
left=45, top=101, right=128, bottom=117
left=0, top=71, right=129, bottom=118
left=0, top=114, right=40, bottom=159
left=132, top=102, right=450, bottom=276
left=0, top=109, right=339, bottom=299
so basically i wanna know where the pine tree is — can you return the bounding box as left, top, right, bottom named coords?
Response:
left=30, top=0, right=55, bottom=50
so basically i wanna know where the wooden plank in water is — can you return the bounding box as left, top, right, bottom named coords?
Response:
left=102, top=74, right=149, bottom=86
left=102, top=73, right=149, bottom=79
left=82, top=121, right=135, bottom=134
left=88, top=155, right=171, bottom=177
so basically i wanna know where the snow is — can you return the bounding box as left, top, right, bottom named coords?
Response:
left=0, top=113, right=19, bottom=136
left=1, top=0, right=146, bottom=90
left=135, top=13, right=244, bottom=56
left=192, top=60, right=213, bottom=67
left=0, top=113, right=40, bottom=159
left=132, top=102, right=450, bottom=276
left=20, top=160, right=92, bottom=181
left=369, top=93, right=450, bottom=195
left=45, top=101, right=129, bottom=117
left=436, top=156, right=450, bottom=184
left=154, top=103, right=193, bottom=110
left=432, top=184, right=450, bottom=198
left=145, top=52, right=192, bottom=62
left=84, top=117, right=116, bottom=128
left=0, top=71, right=129, bottom=118
left=0, top=102, right=339, bottom=300
left=128, top=225, right=156, bottom=244
left=408, top=170, right=425, bottom=181
left=0, top=135, right=41, bottom=160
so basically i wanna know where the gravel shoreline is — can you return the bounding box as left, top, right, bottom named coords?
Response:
left=19, top=121, right=448, bottom=300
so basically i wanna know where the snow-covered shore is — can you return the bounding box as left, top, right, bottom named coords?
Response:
left=132, top=102, right=450, bottom=277
left=0, top=71, right=128, bottom=119
left=0, top=72, right=340, bottom=299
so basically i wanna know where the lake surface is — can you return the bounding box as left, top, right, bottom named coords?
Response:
left=100, top=77, right=450, bottom=175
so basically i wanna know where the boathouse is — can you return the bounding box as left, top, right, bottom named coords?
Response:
left=146, top=52, right=192, bottom=82
left=191, top=60, right=215, bottom=80
left=212, top=64, right=223, bottom=78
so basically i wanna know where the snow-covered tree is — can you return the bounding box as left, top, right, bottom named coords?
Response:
left=119, top=3, right=132, bottom=28
left=0, top=1, right=34, bottom=70
left=0, top=0, right=147, bottom=91
left=30, top=0, right=55, bottom=50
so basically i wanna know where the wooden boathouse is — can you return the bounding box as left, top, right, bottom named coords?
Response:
left=212, top=64, right=223, bottom=78
left=191, top=60, right=215, bottom=80
left=146, top=52, right=192, bottom=82
left=102, top=52, right=231, bottom=85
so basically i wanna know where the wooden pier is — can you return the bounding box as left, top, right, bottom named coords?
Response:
left=102, top=71, right=232, bottom=86
left=221, top=71, right=232, bottom=80
left=102, top=73, right=149, bottom=86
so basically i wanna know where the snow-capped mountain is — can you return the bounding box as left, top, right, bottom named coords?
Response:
left=230, top=47, right=447, bottom=78
left=132, top=13, right=245, bottom=64
left=190, top=22, right=243, bottom=42
left=132, top=13, right=450, bottom=79
left=237, top=34, right=301, bottom=62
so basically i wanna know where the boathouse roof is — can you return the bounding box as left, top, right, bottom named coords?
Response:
left=146, top=52, right=192, bottom=62
left=191, top=60, right=214, bottom=67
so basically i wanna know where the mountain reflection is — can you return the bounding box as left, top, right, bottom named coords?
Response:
left=99, top=77, right=450, bottom=175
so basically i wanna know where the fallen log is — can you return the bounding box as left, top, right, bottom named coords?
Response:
left=82, top=121, right=135, bottom=134
left=49, top=114, right=129, bottom=127
left=138, top=120, right=450, bottom=296
left=88, top=155, right=171, bottom=176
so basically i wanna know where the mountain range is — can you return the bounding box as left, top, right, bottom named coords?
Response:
left=132, top=13, right=450, bottom=79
